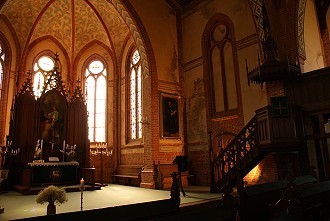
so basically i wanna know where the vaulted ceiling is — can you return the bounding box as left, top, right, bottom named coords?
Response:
left=0, top=0, right=130, bottom=59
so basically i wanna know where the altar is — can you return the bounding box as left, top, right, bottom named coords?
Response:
left=27, top=161, right=79, bottom=186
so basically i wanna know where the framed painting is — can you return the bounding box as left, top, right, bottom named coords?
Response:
left=160, top=93, right=181, bottom=139
left=39, top=89, right=67, bottom=147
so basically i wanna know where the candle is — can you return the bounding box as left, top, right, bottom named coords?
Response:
left=80, top=178, right=84, bottom=186
left=63, top=140, right=65, bottom=151
left=40, top=139, right=43, bottom=151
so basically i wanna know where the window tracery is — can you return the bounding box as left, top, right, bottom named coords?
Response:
left=128, top=49, right=142, bottom=141
left=85, top=58, right=107, bottom=142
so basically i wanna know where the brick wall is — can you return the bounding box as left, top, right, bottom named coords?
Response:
left=121, top=152, right=144, bottom=165
left=188, top=150, right=210, bottom=186
left=244, top=154, right=278, bottom=185
left=321, top=29, right=330, bottom=66
left=265, top=81, right=286, bottom=104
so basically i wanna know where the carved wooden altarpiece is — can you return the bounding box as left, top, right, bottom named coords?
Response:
left=6, top=55, right=89, bottom=185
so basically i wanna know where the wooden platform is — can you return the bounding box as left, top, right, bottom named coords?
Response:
left=13, top=184, right=101, bottom=195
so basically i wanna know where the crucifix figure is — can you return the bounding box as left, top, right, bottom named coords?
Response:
left=50, top=140, right=55, bottom=154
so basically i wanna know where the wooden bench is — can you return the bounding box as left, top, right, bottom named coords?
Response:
left=154, top=161, right=195, bottom=190
left=112, top=165, right=143, bottom=186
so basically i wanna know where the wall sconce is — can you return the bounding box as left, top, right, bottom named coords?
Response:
left=140, top=116, right=150, bottom=126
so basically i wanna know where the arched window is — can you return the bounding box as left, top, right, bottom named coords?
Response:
left=204, top=18, right=240, bottom=118
left=85, top=59, right=107, bottom=142
left=128, top=50, right=142, bottom=140
left=33, top=55, right=56, bottom=98
left=0, top=36, right=10, bottom=145
left=0, top=41, right=5, bottom=100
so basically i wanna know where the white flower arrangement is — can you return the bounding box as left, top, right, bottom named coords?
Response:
left=36, top=185, right=68, bottom=205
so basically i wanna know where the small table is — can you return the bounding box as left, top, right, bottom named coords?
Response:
left=27, top=162, right=79, bottom=186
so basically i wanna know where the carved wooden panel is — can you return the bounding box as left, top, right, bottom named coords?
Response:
left=68, top=98, right=89, bottom=167
left=9, top=92, right=37, bottom=184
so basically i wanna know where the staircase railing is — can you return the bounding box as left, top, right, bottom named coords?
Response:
left=211, top=115, right=264, bottom=191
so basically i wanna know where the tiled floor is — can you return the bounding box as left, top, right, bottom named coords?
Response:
left=0, top=184, right=221, bottom=221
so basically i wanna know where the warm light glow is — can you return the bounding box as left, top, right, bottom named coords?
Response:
left=89, top=60, right=104, bottom=74
left=33, top=55, right=58, bottom=98
left=244, top=164, right=261, bottom=185
left=38, top=56, right=55, bottom=72
left=0, top=43, right=4, bottom=100
left=85, top=59, right=107, bottom=142
left=129, top=50, right=142, bottom=140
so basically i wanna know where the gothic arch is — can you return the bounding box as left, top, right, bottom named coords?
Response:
left=202, top=13, right=242, bottom=119
left=110, top=0, right=153, bottom=79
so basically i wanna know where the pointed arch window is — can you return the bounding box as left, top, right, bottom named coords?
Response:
left=0, top=38, right=8, bottom=145
left=33, top=55, right=56, bottom=98
left=0, top=42, right=5, bottom=100
left=204, top=19, right=240, bottom=118
left=128, top=50, right=142, bottom=140
left=85, top=59, right=107, bottom=142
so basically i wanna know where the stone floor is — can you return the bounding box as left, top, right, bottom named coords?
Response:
left=0, top=184, right=222, bottom=221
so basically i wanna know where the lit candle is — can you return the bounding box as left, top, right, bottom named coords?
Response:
left=80, top=178, right=84, bottom=186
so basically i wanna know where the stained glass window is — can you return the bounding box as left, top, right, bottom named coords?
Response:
left=0, top=42, right=6, bottom=100
left=33, top=55, right=55, bottom=97
left=85, top=59, right=107, bottom=142
left=0, top=42, right=5, bottom=99
left=129, top=50, right=142, bottom=140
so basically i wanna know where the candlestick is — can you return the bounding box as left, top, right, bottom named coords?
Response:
left=80, top=178, right=84, bottom=186
left=79, top=178, right=85, bottom=211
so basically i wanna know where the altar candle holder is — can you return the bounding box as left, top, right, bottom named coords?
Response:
left=0, top=139, right=19, bottom=213
left=1, top=140, right=20, bottom=170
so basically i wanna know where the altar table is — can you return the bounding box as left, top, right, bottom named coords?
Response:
left=27, top=161, right=79, bottom=186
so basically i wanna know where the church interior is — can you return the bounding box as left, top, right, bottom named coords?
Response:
left=0, top=0, right=330, bottom=220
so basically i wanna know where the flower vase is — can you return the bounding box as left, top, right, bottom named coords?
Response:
left=47, top=201, right=56, bottom=215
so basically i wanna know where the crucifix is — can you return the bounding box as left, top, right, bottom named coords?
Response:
left=49, top=140, right=55, bottom=154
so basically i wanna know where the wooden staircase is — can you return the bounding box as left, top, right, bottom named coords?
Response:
left=211, top=116, right=266, bottom=192
left=211, top=105, right=304, bottom=192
